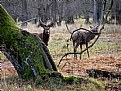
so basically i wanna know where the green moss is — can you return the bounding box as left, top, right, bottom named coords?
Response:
left=62, top=76, right=89, bottom=85
left=35, top=75, right=105, bottom=90
left=0, top=4, right=21, bottom=49
left=18, top=35, right=49, bottom=79
left=0, top=4, right=51, bottom=79
left=0, top=5, right=17, bottom=27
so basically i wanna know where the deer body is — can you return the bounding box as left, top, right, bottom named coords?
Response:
left=71, top=26, right=99, bottom=59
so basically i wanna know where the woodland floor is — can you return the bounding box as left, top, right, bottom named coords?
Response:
left=0, top=28, right=121, bottom=90
left=0, top=55, right=121, bottom=77
left=58, top=55, right=121, bottom=77
left=0, top=34, right=121, bottom=77
left=0, top=51, right=121, bottom=91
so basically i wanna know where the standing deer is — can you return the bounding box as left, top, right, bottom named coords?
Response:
left=71, top=25, right=99, bottom=59
left=33, top=21, right=54, bottom=46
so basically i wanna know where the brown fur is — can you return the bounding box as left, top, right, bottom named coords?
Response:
left=71, top=25, right=99, bottom=59
left=32, top=22, right=53, bottom=46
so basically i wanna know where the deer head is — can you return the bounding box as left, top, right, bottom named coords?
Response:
left=38, top=19, right=54, bottom=34
left=89, top=25, right=99, bottom=33
left=36, top=19, right=54, bottom=46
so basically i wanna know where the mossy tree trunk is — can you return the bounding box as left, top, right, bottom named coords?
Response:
left=0, top=4, right=58, bottom=80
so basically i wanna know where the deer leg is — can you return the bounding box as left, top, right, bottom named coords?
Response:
left=74, top=42, right=80, bottom=59
left=85, top=42, right=90, bottom=58
left=73, top=41, right=76, bottom=59
left=80, top=44, right=82, bottom=59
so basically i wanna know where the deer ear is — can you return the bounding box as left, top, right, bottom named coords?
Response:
left=90, top=26, right=93, bottom=29
left=38, top=23, right=46, bottom=28
left=96, top=24, right=99, bottom=29
left=48, top=22, right=54, bottom=27
left=38, top=20, right=46, bottom=27
left=80, top=25, right=82, bottom=28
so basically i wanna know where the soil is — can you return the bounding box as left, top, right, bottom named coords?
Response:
left=0, top=60, right=18, bottom=77
left=0, top=55, right=121, bottom=78
left=58, top=55, right=121, bottom=77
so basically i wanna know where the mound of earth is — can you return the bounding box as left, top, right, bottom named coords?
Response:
left=58, top=55, right=121, bottom=77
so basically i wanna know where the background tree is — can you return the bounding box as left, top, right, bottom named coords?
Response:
left=51, top=0, right=57, bottom=25
left=1, top=0, right=120, bottom=25
left=21, top=0, right=27, bottom=26
left=84, top=0, right=90, bottom=24
left=93, top=0, right=106, bottom=24
left=115, top=0, right=121, bottom=24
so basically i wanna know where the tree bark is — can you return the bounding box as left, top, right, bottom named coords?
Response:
left=51, top=0, right=57, bottom=25
left=0, top=4, right=57, bottom=80
left=93, top=0, right=105, bottom=24
left=21, top=0, right=28, bottom=26
left=115, top=0, right=121, bottom=24
left=84, top=0, right=90, bottom=24
left=93, top=0, right=98, bottom=24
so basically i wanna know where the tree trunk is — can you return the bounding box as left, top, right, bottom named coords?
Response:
left=84, top=0, right=90, bottom=24
left=0, top=4, right=58, bottom=80
left=85, top=12, right=89, bottom=24
left=93, top=0, right=98, bottom=24
left=51, top=0, right=57, bottom=25
left=66, top=16, right=74, bottom=24
left=93, top=0, right=105, bottom=24
left=97, top=0, right=104, bottom=24
left=99, top=3, right=104, bottom=24
left=21, top=0, right=28, bottom=26
left=115, top=0, right=121, bottom=24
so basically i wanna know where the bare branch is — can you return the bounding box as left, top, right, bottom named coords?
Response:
left=65, top=23, right=72, bottom=34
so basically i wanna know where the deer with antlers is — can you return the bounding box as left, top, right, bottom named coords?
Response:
left=33, top=20, right=54, bottom=46
left=70, top=25, right=99, bottom=59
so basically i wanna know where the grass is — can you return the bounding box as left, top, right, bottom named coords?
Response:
left=90, top=39, right=121, bottom=56
left=104, top=24, right=121, bottom=34
left=47, top=24, right=121, bottom=61
left=0, top=76, right=106, bottom=91
left=49, top=37, right=121, bottom=59
left=0, top=51, right=8, bottom=62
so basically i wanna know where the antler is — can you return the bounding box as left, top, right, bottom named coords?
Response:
left=48, top=17, right=54, bottom=27
left=38, top=18, right=46, bottom=27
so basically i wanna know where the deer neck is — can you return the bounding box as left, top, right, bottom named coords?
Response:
left=43, top=32, right=50, bottom=41
left=88, top=31, right=96, bottom=40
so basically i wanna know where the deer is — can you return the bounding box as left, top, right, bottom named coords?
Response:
left=70, top=25, right=99, bottom=59
left=33, top=20, right=54, bottom=46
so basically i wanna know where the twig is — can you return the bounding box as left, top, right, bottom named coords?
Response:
left=65, top=23, right=72, bottom=34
